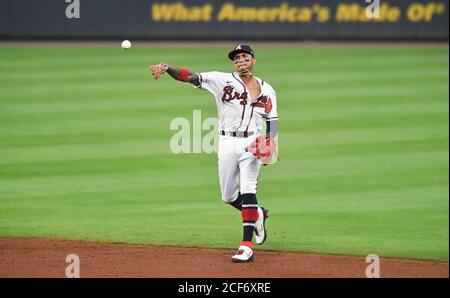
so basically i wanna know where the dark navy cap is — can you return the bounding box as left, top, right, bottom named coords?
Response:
left=228, top=44, right=255, bottom=60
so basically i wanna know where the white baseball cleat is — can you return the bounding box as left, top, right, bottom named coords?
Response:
left=231, top=245, right=254, bottom=263
left=255, top=207, right=268, bottom=245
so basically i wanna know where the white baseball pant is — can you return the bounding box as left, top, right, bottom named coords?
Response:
left=217, top=135, right=261, bottom=203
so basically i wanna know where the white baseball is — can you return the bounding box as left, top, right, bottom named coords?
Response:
left=121, top=40, right=132, bottom=50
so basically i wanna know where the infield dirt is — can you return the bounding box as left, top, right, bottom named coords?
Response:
left=0, top=237, right=447, bottom=278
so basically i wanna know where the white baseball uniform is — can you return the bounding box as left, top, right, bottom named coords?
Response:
left=192, top=71, right=278, bottom=203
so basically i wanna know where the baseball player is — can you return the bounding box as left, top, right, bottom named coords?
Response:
left=150, top=44, right=278, bottom=263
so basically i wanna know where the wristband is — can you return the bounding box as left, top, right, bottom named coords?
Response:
left=176, top=68, right=190, bottom=82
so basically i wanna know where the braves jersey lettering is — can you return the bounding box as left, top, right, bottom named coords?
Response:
left=194, top=71, right=278, bottom=134
left=222, top=86, right=248, bottom=102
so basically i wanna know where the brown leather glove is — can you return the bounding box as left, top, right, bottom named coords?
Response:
left=149, top=63, right=168, bottom=80
left=245, top=135, right=276, bottom=165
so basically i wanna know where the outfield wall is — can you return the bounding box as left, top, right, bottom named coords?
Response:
left=0, top=0, right=448, bottom=40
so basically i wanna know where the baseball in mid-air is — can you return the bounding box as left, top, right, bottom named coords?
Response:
left=121, top=40, right=132, bottom=50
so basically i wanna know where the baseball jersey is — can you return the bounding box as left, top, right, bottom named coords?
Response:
left=192, top=71, right=278, bottom=135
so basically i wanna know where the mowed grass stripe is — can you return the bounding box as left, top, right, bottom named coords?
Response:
left=0, top=136, right=446, bottom=179
left=285, top=113, right=448, bottom=132
left=1, top=164, right=445, bottom=200
left=0, top=97, right=200, bottom=115
left=2, top=90, right=447, bottom=122
left=0, top=101, right=216, bottom=124
left=266, top=165, right=448, bottom=194
left=1, top=100, right=446, bottom=128
left=2, top=96, right=447, bottom=127
left=1, top=117, right=447, bottom=149
left=272, top=70, right=449, bottom=85
left=1, top=182, right=445, bottom=214
left=0, top=139, right=172, bottom=165
left=2, top=63, right=446, bottom=87
left=1, top=149, right=446, bottom=197
left=1, top=129, right=446, bottom=166
left=296, top=137, right=448, bottom=158
left=278, top=185, right=448, bottom=212
left=1, top=122, right=447, bottom=163
left=2, top=63, right=447, bottom=86
left=0, top=88, right=448, bottom=119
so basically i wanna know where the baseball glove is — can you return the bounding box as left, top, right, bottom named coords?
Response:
left=245, top=135, right=276, bottom=165
left=149, top=63, right=168, bottom=80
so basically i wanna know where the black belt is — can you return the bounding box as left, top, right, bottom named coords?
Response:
left=220, top=130, right=254, bottom=138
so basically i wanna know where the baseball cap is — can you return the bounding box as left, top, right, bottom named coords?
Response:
left=228, top=44, right=255, bottom=60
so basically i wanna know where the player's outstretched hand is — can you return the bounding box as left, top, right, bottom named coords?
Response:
left=149, top=63, right=167, bottom=80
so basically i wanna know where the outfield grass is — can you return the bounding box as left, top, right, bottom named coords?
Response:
left=0, top=45, right=448, bottom=261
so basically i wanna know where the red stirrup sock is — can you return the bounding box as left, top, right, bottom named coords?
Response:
left=241, top=193, right=258, bottom=242
left=240, top=241, right=253, bottom=249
